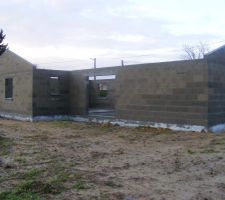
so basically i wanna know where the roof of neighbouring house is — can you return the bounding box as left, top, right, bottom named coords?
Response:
left=205, top=44, right=225, bottom=56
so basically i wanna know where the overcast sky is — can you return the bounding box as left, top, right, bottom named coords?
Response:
left=1, top=0, right=225, bottom=70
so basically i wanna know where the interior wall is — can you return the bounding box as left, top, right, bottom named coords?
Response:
left=89, top=79, right=116, bottom=109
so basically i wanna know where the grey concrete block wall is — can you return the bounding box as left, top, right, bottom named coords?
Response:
left=70, top=72, right=89, bottom=115
left=33, top=69, right=70, bottom=116
left=33, top=69, right=89, bottom=116
left=115, top=60, right=209, bottom=126
left=0, top=50, right=34, bottom=117
left=204, top=46, right=225, bottom=127
left=73, top=66, right=120, bottom=77
left=207, top=56, right=225, bottom=126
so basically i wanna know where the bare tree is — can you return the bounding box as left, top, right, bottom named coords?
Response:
left=0, top=29, right=8, bottom=56
left=182, top=42, right=209, bottom=60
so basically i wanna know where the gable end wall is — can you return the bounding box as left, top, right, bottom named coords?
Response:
left=0, top=50, right=33, bottom=118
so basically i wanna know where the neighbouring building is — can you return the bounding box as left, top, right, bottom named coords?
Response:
left=1, top=45, right=225, bottom=132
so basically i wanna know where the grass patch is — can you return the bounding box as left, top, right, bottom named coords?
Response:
left=187, top=149, right=195, bottom=154
left=0, top=166, right=69, bottom=199
left=43, top=166, right=70, bottom=194
left=50, top=121, right=88, bottom=130
left=51, top=121, right=74, bottom=129
left=74, top=181, right=88, bottom=191
left=24, top=168, right=41, bottom=180
left=217, top=156, right=223, bottom=160
left=17, top=180, right=62, bottom=195
left=25, top=131, right=49, bottom=141
left=135, top=126, right=171, bottom=133
left=0, top=180, right=45, bottom=200
left=15, top=156, right=27, bottom=164
left=72, top=172, right=90, bottom=191
left=0, top=191, right=41, bottom=200
left=200, top=148, right=219, bottom=154
left=210, top=138, right=225, bottom=145
left=105, top=180, right=122, bottom=188
left=98, top=90, right=108, bottom=97
left=47, top=171, right=70, bottom=186
left=97, top=123, right=120, bottom=133
left=0, top=135, right=13, bottom=156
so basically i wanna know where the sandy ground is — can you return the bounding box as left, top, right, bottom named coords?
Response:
left=0, top=119, right=225, bottom=200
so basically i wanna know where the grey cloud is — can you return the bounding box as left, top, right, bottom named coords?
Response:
left=0, top=0, right=223, bottom=67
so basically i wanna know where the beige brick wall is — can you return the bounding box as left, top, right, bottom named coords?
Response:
left=0, top=50, right=33, bottom=116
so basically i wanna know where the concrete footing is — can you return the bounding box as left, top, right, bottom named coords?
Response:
left=0, top=112, right=224, bottom=133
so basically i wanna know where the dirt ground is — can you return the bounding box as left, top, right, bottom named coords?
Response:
left=0, top=119, right=225, bottom=200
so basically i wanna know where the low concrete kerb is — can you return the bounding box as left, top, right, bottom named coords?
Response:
left=0, top=112, right=224, bottom=133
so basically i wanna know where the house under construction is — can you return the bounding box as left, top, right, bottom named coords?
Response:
left=1, top=45, right=225, bottom=132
